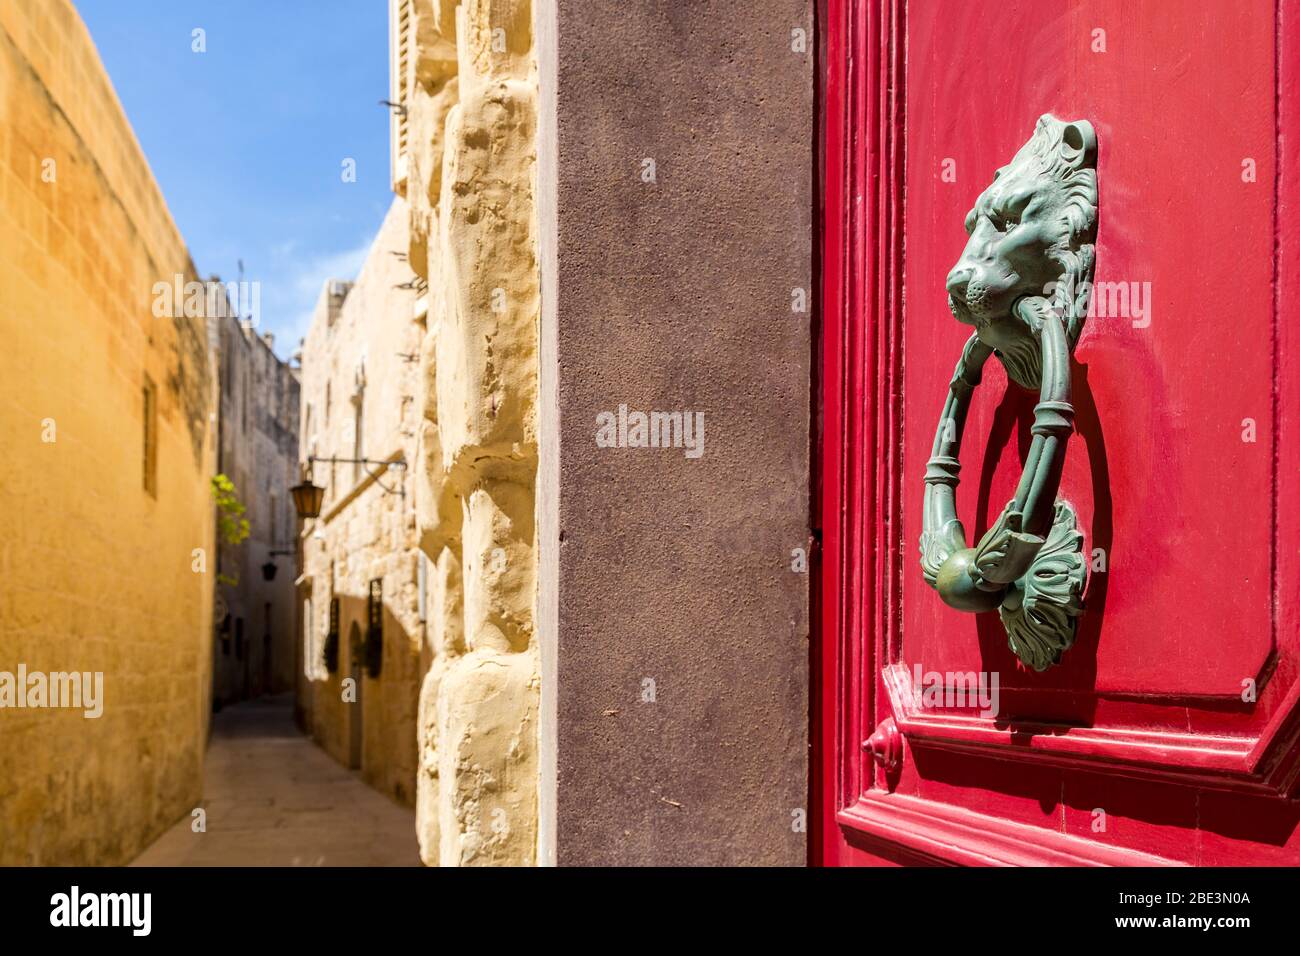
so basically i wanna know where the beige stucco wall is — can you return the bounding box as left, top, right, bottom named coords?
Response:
left=0, top=0, right=216, bottom=864
left=401, top=0, right=541, bottom=866
left=297, top=200, right=424, bottom=807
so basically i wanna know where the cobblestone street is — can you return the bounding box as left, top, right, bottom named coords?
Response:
left=131, top=696, right=418, bottom=867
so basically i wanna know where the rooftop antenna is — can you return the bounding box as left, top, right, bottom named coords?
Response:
left=237, top=258, right=252, bottom=324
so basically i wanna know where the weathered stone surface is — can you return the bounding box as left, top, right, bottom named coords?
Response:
left=433, top=649, right=538, bottom=866
left=404, top=0, right=541, bottom=865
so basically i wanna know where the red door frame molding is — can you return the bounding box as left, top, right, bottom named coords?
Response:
left=816, top=0, right=902, bottom=866
left=815, top=0, right=1300, bottom=866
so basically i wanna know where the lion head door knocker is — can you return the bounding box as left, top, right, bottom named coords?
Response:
left=919, top=114, right=1098, bottom=671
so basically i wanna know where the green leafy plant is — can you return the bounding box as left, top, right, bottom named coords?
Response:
left=211, top=473, right=250, bottom=586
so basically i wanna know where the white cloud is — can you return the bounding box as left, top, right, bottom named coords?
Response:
left=253, top=233, right=375, bottom=356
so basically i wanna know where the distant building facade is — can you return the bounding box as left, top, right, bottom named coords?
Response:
left=210, top=316, right=300, bottom=708
left=295, top=200, right=424, bottom=806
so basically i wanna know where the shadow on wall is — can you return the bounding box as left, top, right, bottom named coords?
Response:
left=302, top=594, right=420, bottom=807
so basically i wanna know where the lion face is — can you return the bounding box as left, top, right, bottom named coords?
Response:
left=945, top=115, right=1098, bottom=388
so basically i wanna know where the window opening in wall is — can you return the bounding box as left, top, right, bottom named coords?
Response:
left=142, top=376, right=158, bottom=496
left=324, top=597, right=340, bottom=674
left=365, top=578, right=383, bottom=678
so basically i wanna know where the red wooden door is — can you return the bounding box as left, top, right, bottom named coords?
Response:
left=818, top=0, right=1300, bottom=866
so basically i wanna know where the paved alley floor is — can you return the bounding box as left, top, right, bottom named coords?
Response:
left=131, top=695, right=419, bottom=866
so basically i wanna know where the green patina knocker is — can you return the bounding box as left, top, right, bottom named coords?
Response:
left=920, top=114, right=1098, bottom=671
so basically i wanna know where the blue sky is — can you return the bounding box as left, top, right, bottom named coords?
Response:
left=76, top=0, right=396, bottom=358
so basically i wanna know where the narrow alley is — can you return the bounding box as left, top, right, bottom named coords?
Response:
left=130, top=697, right=418, bottom=867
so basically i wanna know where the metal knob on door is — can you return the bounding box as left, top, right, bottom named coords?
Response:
left=919, top=115, right=1098, bottom=671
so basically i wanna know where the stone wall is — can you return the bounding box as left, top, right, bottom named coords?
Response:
left=211, top=317, right=300, bottom=707
left=0, top=0, right=216, bottom=864
left=364, top=0, right=810, bottom=866
left=297, top=200, right=424, bottom=807
left=400, top=0, right=541, bottom=866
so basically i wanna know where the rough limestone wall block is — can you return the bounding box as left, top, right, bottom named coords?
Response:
left=407, top=0, right=541, bottom=865
left=415, top=420, right=448, bottom=546
left=414, top=663, right=444, bottom=860
left=414, top=544, right=464, bottom=859
left=434, top=80, right=539, bottom=464
left=434, top=650, right=538, bottom=866
left=406, top=78, right=458, bottom=281
left=429, top=547, right=467, bottom=658
left=462, top=481, right=535, bottom=654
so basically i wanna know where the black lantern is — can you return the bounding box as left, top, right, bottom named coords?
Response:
left=262, top=549, right=295, bottom=581
left=292, top=456, right=407, bottom=519
left=290, top=478, right=325, bottom=519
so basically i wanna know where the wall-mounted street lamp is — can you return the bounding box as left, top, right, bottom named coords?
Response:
left=290, top=478, right=326, bottom=521
left=289, top=456, right=408, bottom=521
left=261, top=549, right=295, bottom=582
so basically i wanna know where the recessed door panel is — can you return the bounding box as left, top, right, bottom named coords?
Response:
left=820, top=0, right=1300, bottom=867
left=902, top=0, right=1274, bottom=699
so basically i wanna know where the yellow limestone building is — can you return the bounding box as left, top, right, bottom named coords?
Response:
left=296, top=202, right=424, bottom=807
left=0, top=0, right=216, bottom=864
